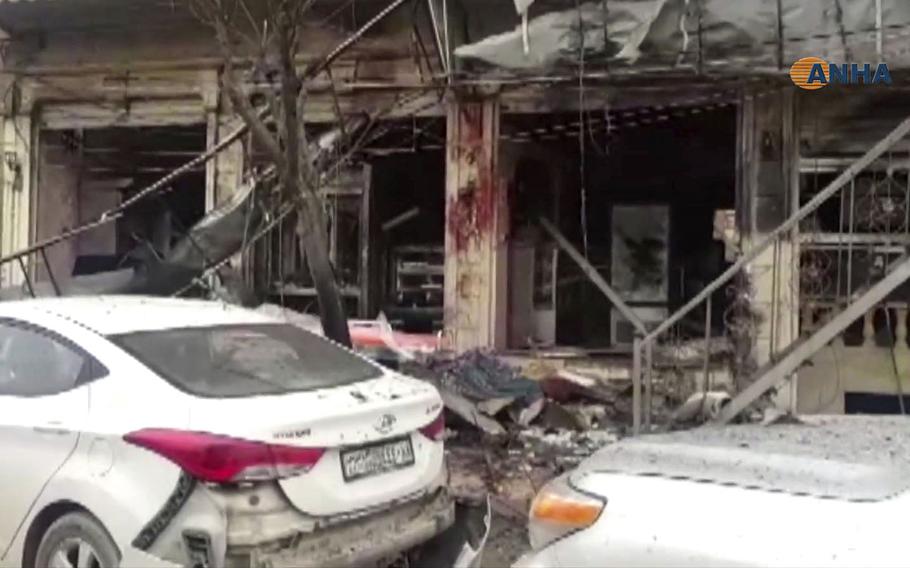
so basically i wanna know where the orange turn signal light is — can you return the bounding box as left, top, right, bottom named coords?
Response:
left=531, top=491, right=603, bottom=527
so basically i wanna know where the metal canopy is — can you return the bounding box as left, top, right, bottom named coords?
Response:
left=455, top=0, right=910, bottom=74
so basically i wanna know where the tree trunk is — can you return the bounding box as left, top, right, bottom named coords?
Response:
left=297, top=203, right=352, bottom=347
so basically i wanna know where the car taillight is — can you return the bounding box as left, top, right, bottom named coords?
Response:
left=418, top=411, right=445, bottom=441
left=124, top=429, right=325, bottom=484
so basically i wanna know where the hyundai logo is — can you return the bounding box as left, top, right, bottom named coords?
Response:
left=375, top=414, right=396, bottom=434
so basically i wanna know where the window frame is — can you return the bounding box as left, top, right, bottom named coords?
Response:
left=0, top=317, right=109, bottom=398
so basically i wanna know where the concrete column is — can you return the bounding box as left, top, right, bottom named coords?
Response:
left=0, top=82, right=33, bottom=289
left=863, top=309, right=876, bottom=345
left=203, top=79, right=248, bottom=291
left=204, top=73, right=245, bottom=209
left=443, top=96, right=508, bottom=351
left=212, top=113, right=245, bottom=207
left=34, top=130, right=80, bottom=287
left=739, top=88, right=800, bottom=411
left=896, top=307, right=908, bottom=349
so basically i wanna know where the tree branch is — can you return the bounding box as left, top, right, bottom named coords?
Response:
left=193, top=0, right=261, bottom=61
left=275, top=3, right=304, bottom=198
left=210, top=6, right=286, bottom=173
left=236, top=0, right=263, bottom=47
left=296, top=85, right=314, bottom=191
left=193, top=0, right=352, bottom=348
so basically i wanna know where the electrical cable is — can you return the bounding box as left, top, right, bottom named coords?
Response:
left=576, top=0, right=589, bottom=259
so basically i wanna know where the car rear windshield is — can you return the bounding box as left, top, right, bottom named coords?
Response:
left=110, top=323, right=383, bottom=397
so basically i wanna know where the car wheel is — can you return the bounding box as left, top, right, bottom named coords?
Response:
left=34, top=512, right=119, bottom=568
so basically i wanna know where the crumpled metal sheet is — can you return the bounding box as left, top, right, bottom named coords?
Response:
left=456, top=1, right=664, bottom=69
left=455, top=0, right=910, bottom=72
left=428, top=350, right=543, bottom=406
left=167, top=173, right=261, bottom=271
left=165, top=113, right=371, bottom=274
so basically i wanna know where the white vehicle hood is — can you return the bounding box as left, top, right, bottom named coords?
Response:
left=571, top=415, right=910, bottom=502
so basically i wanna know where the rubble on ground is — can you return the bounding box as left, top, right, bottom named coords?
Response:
left=425, top=350, right=545, bottom=426
left=399, top=348, right=684, bottom=443
left=400, top=356, right=509, bottom=436
left=371, top=340, right=737, bottom=544
left=517, top=427, right=620, bottom=468
left=396, top=349, right=681, bottom=525
left=671, top=390, right=732, bottom=424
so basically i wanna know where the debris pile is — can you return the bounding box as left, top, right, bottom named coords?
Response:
left=385, top=343, right=734, bottom=527
left=400, top=350, right=651, bottom=447
left=398, top=350, right=649, bottom=519
left=516, top=427, right=620, bottom=468
left=425, top=350, right=545, bottom=428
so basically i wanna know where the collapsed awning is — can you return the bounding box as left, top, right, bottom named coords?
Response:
left=455, top=0, right=910, bottom=74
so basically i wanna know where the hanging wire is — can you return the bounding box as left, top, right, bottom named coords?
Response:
left=586, top=0, right=611, bottom=157
left=677, top=0, right=690, bottom=68
left=601, top=0, right=609, bottom=74
left=576, top=0, right=590, bottom=258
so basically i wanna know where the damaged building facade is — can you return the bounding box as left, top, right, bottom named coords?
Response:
left=1, top=0, right=910, bottom=424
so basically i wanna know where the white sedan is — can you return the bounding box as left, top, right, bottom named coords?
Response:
left=0, top=296, right=484, bottom=568
left=516, top=415, right=910, bottom=568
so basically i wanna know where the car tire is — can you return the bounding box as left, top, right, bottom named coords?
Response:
left=34, top=511, right=120, bottom=568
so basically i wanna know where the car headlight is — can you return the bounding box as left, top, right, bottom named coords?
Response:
left=528, top=474, right=605, bottom=551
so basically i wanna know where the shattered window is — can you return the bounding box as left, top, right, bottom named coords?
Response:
left=111, top=323, right=382, bottom=397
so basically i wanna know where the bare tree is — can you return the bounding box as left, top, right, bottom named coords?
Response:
left=191, top=0, right=352, bottom=347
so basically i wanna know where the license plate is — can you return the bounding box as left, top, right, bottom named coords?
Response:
left=341, top=437, right=415, bottom=481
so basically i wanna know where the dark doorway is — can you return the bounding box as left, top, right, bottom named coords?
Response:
left=501, top=104, right=737, bottom=349
left=35, top=124, right=207, bottom=283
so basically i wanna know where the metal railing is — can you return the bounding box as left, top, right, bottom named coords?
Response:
left=631, top=114, right=910, bottom=433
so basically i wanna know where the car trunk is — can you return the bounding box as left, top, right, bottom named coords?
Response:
left=187, top=373, right=445, bottom=516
